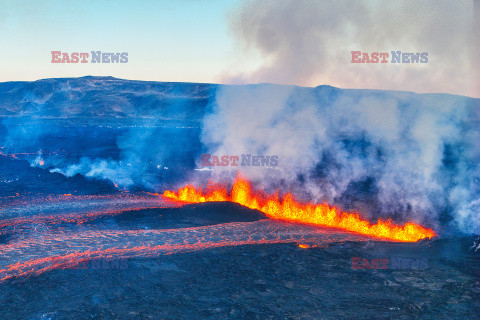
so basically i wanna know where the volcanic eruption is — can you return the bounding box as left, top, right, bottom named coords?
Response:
left=163, top=176, right=437, bottom=242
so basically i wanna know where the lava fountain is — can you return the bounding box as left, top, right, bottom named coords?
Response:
left=163, top=176, right=437, bottom=242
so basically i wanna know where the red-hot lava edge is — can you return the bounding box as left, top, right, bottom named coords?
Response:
left=0, top=193, right=175, bottom=230
left=163, top=176, right=437, bottom=242
left=0, top=220, right=374, bottom=282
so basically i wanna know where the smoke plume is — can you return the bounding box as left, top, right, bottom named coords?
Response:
left=225, top=0, right=479, bottom=98
left=201, top=85, right=480, bottom=235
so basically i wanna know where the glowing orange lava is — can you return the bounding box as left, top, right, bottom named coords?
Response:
left=163, top=176, right=437, bottom=242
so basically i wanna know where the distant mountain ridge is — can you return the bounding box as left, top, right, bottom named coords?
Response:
left=0, top=76, right=478, bottom=121
left=0, top=76, right=217, bottom=119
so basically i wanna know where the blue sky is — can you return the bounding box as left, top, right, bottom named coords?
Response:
left=0, top=0, right=242, bottom=83
left=0, top=0, right=477, bottom=97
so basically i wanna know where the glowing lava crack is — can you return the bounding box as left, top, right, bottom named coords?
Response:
left=0, top=220, right=374, bottom=282
left=163, top=176, right=437, bottom=242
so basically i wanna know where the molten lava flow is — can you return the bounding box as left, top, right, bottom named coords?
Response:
left=0, top=220, right=373, bottom=282
left=163, top=176, right=437, bottom=242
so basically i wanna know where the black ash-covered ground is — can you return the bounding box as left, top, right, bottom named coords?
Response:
left=0, top=234, right=478, bottom=320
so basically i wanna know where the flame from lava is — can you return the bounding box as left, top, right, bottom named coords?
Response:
left=163, top=176, right=436, bottom=242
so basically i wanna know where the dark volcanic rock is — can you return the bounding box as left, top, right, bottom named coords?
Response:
left=0, top=238, right=478, bottom=320
left=104, top=202, right=269, bottom=230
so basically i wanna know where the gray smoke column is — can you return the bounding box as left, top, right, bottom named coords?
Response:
left=201, top=84, right=480, bottom=235
left=225, top=0, right=479, bottom=98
